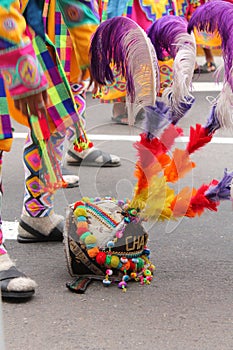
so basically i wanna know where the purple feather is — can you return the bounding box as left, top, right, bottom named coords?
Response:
left=204, top=105, right=221, bottom=134
left=170, top=95, right=195, bottom=125
left=90, top=16, right=139, bottom=99
left=143, top=95, right=195, bottom=137
left=147, top=15, right=188, bottom=60
left=188, top=0, right=233, bottom=89
left=205, top=168, right=233, bottom=201
left=143, top=101, right=172, bottom=138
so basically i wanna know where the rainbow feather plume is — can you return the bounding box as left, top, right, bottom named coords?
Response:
left=130, top=114, right=232, bottom=220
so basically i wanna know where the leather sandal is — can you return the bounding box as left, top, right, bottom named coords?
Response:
left=67, top=149, right=121, bottom=167
left=0, top=266, right=35, bottom=299
left=17, top=220, right=63, bottom=243
left=194, top=62, right=217, bottom=74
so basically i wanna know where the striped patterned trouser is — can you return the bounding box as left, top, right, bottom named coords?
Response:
left=23, top=130, right=65, bottom=217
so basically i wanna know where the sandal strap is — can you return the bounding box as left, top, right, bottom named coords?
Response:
left=19, top=220, right=63, bottom=241
left=19, top=220, right=49, bottom=240
left=68, top=149, right=111, bottom=164
left=84, top=149, right=111, bottom=163
left=67, top=150, right=82, bottom=162
left=0, top=266, right=25, bottom=281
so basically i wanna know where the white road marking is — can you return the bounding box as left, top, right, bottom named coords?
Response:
left=192, top=82, right=223, bottom=92
left=13, top=133, right=233, bottom=144
left=2, top=221, right=19, bottom=240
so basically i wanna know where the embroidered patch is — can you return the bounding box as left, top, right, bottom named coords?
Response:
left=64, top=5, right=83, bottom=22
left=3, top=18, right=16, bottom=31
left=16, top=55, right=41, bottom=89
left=1, top=69, right=13, bottom=86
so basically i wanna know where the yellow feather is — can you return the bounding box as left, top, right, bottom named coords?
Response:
left=130, top=188, right=148, bottom=211
left=140, top=175, right=175, bottom=221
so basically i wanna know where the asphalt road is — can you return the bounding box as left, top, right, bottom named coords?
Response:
left=1, top=57, right=233, bottom=350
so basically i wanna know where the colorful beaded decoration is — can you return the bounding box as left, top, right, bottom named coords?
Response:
left=73, top=197, right=155, bottom=291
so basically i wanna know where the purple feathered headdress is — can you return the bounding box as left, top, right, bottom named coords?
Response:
left=90, top=16, right=159, bottom=125
left=188, top=0, right=233, bottom=129
left=147, top=15, right=189, bottom=60
left=188, top=0, right=233, bottom=89
left=147, top=15, right=196, bottom=122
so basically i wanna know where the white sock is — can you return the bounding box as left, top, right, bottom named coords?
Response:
left=19, top=213, right=64, bottom=237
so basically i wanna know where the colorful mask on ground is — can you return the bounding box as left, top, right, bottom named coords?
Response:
left=64, top=197, right=155, bottom=293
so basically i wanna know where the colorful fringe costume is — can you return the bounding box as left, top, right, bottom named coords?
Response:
left=65, top=4, right=233, bottom=293
left=43, top=0, right=100, bottom=146
left=0, top=0, right=96, bottom=254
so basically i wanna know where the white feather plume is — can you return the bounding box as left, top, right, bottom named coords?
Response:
left=122, top=27, right=159, bottom=125
left=162, top=32, right=196, bottom=116
left=215, top=81, right=233, bottom=129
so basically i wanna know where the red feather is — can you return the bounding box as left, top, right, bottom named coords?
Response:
left=190, top=184, right=219, bottom=216
left=134, top=163, right=148, bottom=193
left=186, top=124, right=213, bottom=154
left=160, top=125, right=183, bottom=151
left=134, top=133, right=167, bottom=168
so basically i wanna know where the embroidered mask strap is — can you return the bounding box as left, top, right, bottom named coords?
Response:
left=69, top=238, right=105, bottom=277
